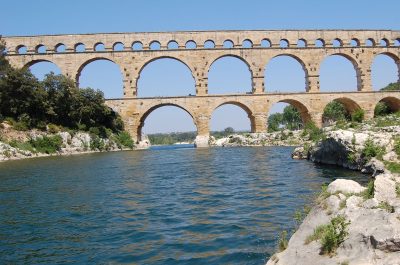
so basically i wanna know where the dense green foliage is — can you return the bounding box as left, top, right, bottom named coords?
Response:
left=268, top=105, right=302, bottom=132
left=0, top=40, right=124, bottom=135
left=361, top=138, right=385, bottom=160
left=305, top=215, right=350, bottom=255
left=374, top=102, right=392, bottom=116
left=30, top=135, right=63, bottom=154
left=323, top=101, right=349, bottom=124
left=114, top=131, right=135, bottom=149
left=302, top=122, right=325, bottom=142
left=380, top=82, right=400, bottom=91
left=351, top=109, right=364, bottom=122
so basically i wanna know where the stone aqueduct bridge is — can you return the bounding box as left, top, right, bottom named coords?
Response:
left=3, top=30, right=400, bottom=147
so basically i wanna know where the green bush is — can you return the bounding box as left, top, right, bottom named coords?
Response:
left=384, top=161, right=400, bottom=173
left=361, top=138, right=385, bottom=160
left=30, top=135, right=63, bottom=154
left=90, top=135, right=105, bottom=151
left=305, top=215, right=350, bottom=255
left=351, top=109, right=364, bottom=123
left=8, top=139, right=35, bottom=153
left=303, top=122, right=325, bottom=142
left=47, top=123, right=60, bottom=133
left=394, top=138, right=400, bottom=156
left=374, top=102, right=391, bottom=116
left=114, top=131, right=135, bottom=149
left=277, top=230, right=288, bottom=252
left=13, top=121, right=29, bottom=131
left=362, top=179, right=375, bottom=199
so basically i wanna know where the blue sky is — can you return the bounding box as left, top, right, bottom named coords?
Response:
left=3, top=0, right=400, bottom=133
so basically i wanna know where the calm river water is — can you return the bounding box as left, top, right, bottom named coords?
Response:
left=0, top=145, right=368, bottom=264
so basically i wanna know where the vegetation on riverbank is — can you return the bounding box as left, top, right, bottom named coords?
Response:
left=0, top=38, right=135, bottom=157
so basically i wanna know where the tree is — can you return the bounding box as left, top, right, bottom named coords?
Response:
left=224, top=127, right=235, bottom=134
left=380, top=82, right=400, bottom=91
left=268, top=112, right=283, bottom=132
left=323, top=101, right=349, bottom=124
left=374, top=101, right=391, bottom=116
left=0, top=37, right=10, bottom=77
left=282, top=105, right=302, bottom=130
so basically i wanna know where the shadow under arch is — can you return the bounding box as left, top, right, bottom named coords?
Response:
left=211, top=101, right=255, bottom=132
left=264, top=53, right=309, bottom=92
left=137, top=103, right=197, bottom=141
left=321, top=53, right=361, bottom=91
left=271, top=98, right=312, bottom=124
left=136, top=56, right=195, bottom=88
left=331, top=97, right=362, bottom=113
left=376, top=96, right=400, bottom=114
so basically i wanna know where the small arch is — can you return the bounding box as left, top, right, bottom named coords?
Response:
left=332, top=38, right=343, bottom=47
left=204, top=40, right=215, bottom=49
left=211, top=102, right=254, bottom=132
left=380, top=38, right=389, bottom=47
left=395, top=39, right=400, bottom=47
left=55, top=43, right=66, bottom=53
left=16, top=45, right=28, bottom=54
left=350, top=38, right=360, bottom=47
left=223, top=40, right=234, bottom=48
left=375, top=97, right=400, bottom=116
left=242, top=39, right=253, bottom=48
left=35, top=44, right=46, bottom=54
left=297, top=39, right=307, bottom=48
left=75, top=43, right=85, bottom=52
left=94, top=42, right=105, bottom=51
left=167, top=40, right=179, bottom=49
left=138, top=104, right=197, bottom=141
left=113, top=42, right=124, bottom=51
left=149, top=41, right=161, bottom=50
left=315, top=39, right=325, bottom=48
left=185, top=40, right=197, bottom=49
left=132, top=41, right=143, bottom=50
left=261, top=38, right=271, bottom=48
left=280, top=39, right=289, bottom=48
left=366, top=38, right=376, bottom=47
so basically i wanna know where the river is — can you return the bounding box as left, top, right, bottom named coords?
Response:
left=0, top=145, right=368, bottom=264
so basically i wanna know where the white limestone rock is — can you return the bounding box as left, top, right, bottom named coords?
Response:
left=327, top=179, right=366, bottom=194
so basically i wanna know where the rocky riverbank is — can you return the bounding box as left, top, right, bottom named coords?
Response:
left=0, top=122, right=136, bottom=162
left=267, top=122, right=400, bottom=265
left=209, top=130, right=308, bottom=147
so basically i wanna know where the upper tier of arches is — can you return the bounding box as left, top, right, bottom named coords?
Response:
left=6, top=30, right=400, bottom=55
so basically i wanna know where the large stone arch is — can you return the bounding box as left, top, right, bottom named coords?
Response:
left=264, top=53, right=309, bottom=92
left=137, top=103, right=197, bottom=141
left=136, top=56, right=196, bottom=89
left=210, top=100, right=256, bottom=132
left=374, top=52, right=400, bottom=83
left=207, top=54, right=253, bottom=94
left=320, top=52, right=362, bottom=91
left=23, top=59, right=61, bottom=70
left=75, top=57, right=123, bottom=86
left=135, top=56, right=196, bottom=97
left=268, top=98, right=312, bottom=124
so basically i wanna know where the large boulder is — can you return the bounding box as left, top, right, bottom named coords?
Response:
left=327, top=179, right=366, bottom=194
